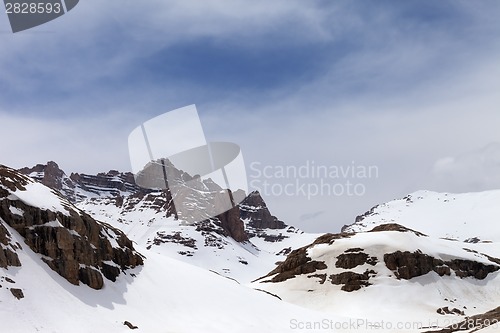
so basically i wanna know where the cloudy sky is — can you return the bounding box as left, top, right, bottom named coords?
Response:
left=1, top=0, right=499, bottom=233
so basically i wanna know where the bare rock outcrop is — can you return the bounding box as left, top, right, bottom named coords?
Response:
left=215, top=195, right=248, bottom=242
left=10, top=288, right=24, bottom=300
left=336, top=249, right=378, bottom=269
left=0, top=222, right=21, bottom=269
left=424, top=306, right=500, bottom=333
left=384, top=250, right=499, bottom=280
left=260, top=244, right=327, bottom=283
left=369, top=223, right=427, bottom=237
left=330, top=269, right=376, bottom=292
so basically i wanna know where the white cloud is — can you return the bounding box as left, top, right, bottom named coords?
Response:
left=430, top=143, right=500, bottom=193
left=1, top=1, right=500, bottom=233
left=0, top=112, right=133, bottom=174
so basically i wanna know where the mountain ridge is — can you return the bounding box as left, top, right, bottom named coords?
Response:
left=17, top=161, right=317, bottom=283
left=5, top=160, right=500, bottom=332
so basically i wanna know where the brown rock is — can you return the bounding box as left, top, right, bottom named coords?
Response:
left=0, top=223, right=21, bottom=268
left=447, top=259, right=499, bottom=280
left=384, top=251, right=444, bottom=279
left=330, top=270, right=376, bottom=292
left=369, top=223, right=427, bottom=237
left=384, top=250, right=499, bottom=280
left=436, top=307, right=464, bottom=316
left=259, top=244, right=327, bottom=283
left=216, top=200, right=248, bottom=242
left=124, top=321, right=138, bottom=330
left=10, top=288, right=24, bottom=300
left=336, top=252, right=377, bottom=269
left=79, top=267, right=104, bottom=289
left=311, top=232, right=353, bottom=246
left=424, top=306, right=500, bottom=333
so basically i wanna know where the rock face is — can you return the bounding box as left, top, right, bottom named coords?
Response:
left=239, top=191, right=286, bottom=230
left=215, top=201, right=248, bottom=243
left=18, top=161, right=168, bottom=213
left=70, top=170, right=141, bottom=197
left=330, top=270, right=376, bottom=292
left=0, top=222, right=21, bottom=269
left=336, top=249, right=377, bottom=269
left=19, top=161, right=141, bottom=199
left=0, top=165, right=143, bottom=289
left=384, top=250, right=499, bottom=280
left=261, top=245, right=327, bottom=283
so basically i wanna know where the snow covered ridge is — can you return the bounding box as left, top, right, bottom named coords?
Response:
left=4, top=161, right=500, bottom=332
left=254, top=223, right=500, bottom=332
left=1, top=162, right=341, bottom=333
left=344, top=189, right=500, bottom=242
left=1, top=163, right=77, bottom=216
left=0, top=164, right=143, bottom=290
left=17, top=161, right=319, bottom=283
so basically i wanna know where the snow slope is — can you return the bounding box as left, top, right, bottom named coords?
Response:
left=253, top=228, right=500, bottom=332
left=77, top=194, right=319, bottom=283
left=1, top=165, right=333, bottom=333
left=8, top=164, right=500, bottom=332
left=1, top=220, right=344, bottom=333
left=18, top=162, right=320, bottom=284
left=345, top=190, right=500, bottom=242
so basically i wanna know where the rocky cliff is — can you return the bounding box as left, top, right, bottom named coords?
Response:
left=0, top=165, right=143, bottom=289
left=239, top=191, right=286, bottom=230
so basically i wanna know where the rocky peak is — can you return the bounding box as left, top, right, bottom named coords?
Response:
left=239, top=191, right=286, bottom=230
left=18, top=161, right=72, bottom=192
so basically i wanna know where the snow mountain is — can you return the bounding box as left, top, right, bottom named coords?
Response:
left=343, top=189, right=500, bottom=242
left=18, top=161, right=318, bottom=282
left=1, top=164, right=339, bottom=333
left=5, top=161, right=500, bottom=332
left=254, top=191, right=500, bottom=332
